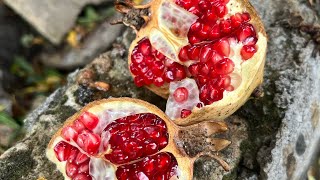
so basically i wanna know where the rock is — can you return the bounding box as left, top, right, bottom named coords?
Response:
left=39, top=15, right=125, bottom=69
left=3, top=0, right=112, bottom=44
left=1, top=0, right=320, bottom=179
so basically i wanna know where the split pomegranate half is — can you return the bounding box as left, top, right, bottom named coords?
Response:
left=117, top=0, right=267, bottom=125
left=47, top=98, right=230, bottom=180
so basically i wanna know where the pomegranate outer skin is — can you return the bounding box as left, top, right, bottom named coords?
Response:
left=46, top=98, right=194, bottom=180
left=127, top=0, right=268, bottom=126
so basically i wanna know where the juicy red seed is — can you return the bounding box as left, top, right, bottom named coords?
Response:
left=73, top=173, right=92, bottom=180
left=196, top=103, right=204, bottom=108
left=104, top=113, right=169, bottom=164
left=199, top=63, right=210, bottom=76
left=178, top=46, right=190, bottom=62
left=213, top=38, right=230, bottom=57
left=134, top=76, right=144, bottom=87
left=189, top=35, right=201, bottom=45
left=209, top=24, right=221, bottom=40
left=76, top=130, right=100, bottom=155
left=66, top=162, right=78, bottom=178
left=68, top=146, right=79, bottom=163
left=214, top=3, right=227, bottom=18
left=231, top=13, right=243, bottom=28
left=130, top=64, right=140, bottom=75
left=79, top=112, right=99, bottom=131
left=75, top=152, right=89, bottom=165
left=220, top=19, right=232, bottom=34
left=164, top=71, right=175, bottom=82
left=116, top=152, right=178, bottom=180
left=198, top=24, right=211, bottom=39
left=139, top=39, right=151, bottom=56
left=226, top=85, right=235, bottom=91
left=241, top=45, right=257, bottom=60
left=154, top=76, right=165, bottom=87
left=173, top=87, right=189, bottom=103
left=217, top=75, right=231, bottom=88
left=61, top=126, right=78, bottom=141
left=181, top=109, right=192, bottom=118
left=188, top=63, right=200, bottom=76
left=187, top=46, right=201, bottom=60
left=208, top=51, right=223, bottom=66
left=54, top=141, right=72, bottom=162
left=198, top=0, right=210, bottom=11
left=173, top=65, right=187, bottom=81
left=241, top=12, right=251, bottom=22
left=214, top=58, right=235, bottom=75
left=131, top=52, right=144, bottom=64
left=155, top=51, right=165, bottom=60
left=243, top=36, right=258, bottom=45
left=199, top=45, right=213, bottom=63
left=144, top=70, right=155, bottom=85
left=237, top=23, right=256, bottom=42
left=78, top=163, right=90, bottom=174
left=73, top=120, right=86, bottom=132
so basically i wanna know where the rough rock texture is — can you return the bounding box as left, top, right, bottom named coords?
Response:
left=1, top=0, right=320, bottom=179
left=3, top=0, right=112, bottom=44
left=39, top=15, right=125, bottom=69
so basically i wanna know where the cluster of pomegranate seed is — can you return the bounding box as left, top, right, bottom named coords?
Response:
left=53, top=111, right=179, bottom=180
left=116, top=152, right=178, bottom=180
left=130, top=38, right=187, bottom=87
left=104, top=113, right=169, bottom=164
left=54, top=141, right=91, bottom=179
left=129, top=0, right=259, bottom=110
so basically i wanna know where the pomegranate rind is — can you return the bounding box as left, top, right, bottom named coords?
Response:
left=127, top=0, right=267, bottom=125
left=47, top=98, right=193, bottom=180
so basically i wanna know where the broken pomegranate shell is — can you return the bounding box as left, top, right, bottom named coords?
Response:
left=117, top=0, right=267, bottom=125
left=47, top=98, right=230, bottom=180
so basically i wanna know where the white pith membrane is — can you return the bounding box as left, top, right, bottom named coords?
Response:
left=138, top=0, right=262, bottom=120
left=46, top=101, right=184, bottom=180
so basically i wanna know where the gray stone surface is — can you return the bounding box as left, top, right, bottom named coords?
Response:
left=1, top=0, right=320, bottom=179
left=39, top=15, right=125, bottom=69
left=3, top=0, right=112, bottom=44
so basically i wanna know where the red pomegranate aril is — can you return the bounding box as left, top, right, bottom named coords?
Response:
left=205, top=10, right=218, bottom=22
left=73, top=120, right=86, bottom=132
left=144, top=70, right=155, bottom=85
left=139, top=39, right=151, bottom=56
left=144, top=140, right=159, bottom=154
left=241, top=12, right=251, bottom=22
left=143, top=158, right=156, bottom=174
left=214, top=38, right=230, bottom=57
left=134, top=76, right=145, bottom=87
left=187, top=46, right=201, bottom=60
left=154, top=76, right=165, bottom=87
left=190, top=21, right=201, bottom=32
left=54, top=141, right=71, bottom=162
left=208, top=51, right=223, bottom=67
left=75, top=152, right=89, bottom=165
left=164, top=71, right=175, bottom=82
left=209, top=24, right=221, bottom=39
left=217, top=75, right=231, bottom=88
left=61, top=126, right=78, bottom=141
left=151, top=61, right=165, bottom=76
left=157, top=153, right=171, bottom=170
left=237, top=23, right=256, bottom=42
left=241, top=45, right=257, bottom=60
left=66, top=162, right=78, bottom=178
left=230, top=13, right=243, bottom=28
left=197, top=75, right=209, bottom=86
left=155, top=51, right=165, bottom=60
left=68, top=146, right=79, bottom=163
left=76, top=130, right=100, bottom=155
left=130, top=64, right=140, bottom=75
left=181, top=109, right=192, bottom=118
left=79, top=112, right=99, bottom=131
left=178, top=46, right=190, bottom=62
left=131, top=52, right=144, bottom=64
left=188, top=63, right=200, bottom=76
left=73, top=173, right=92, bottom=180
left=198, top=0, right=210, bottom=11
left=144, top=56, right=154, bottom=65
left=214, top=58, right=235, bottom=75
left=200, top=45, right=213, bottom=63
left=173, top=87, right=189, bottom=103
left=225, top=85, right=235, bottom=91
left=220, top=19, right=232, bottom=34
left=158, top=136, right=169, bottom=148
left=214, top=3, right=227, bottom=18
left=188, top=6, right=200, bottom=16
left=78, top=163, right=89, bottom=174
left=198, top=24, right=211, bottom=39
left=199, top=63, right=210, bottom=76
left=243, top=36, right=258, bottom=46
left=189, top=35, right=201, bottom=45
left=173, top=65, right=187, bottom=81
left=144, top=126, right=161, bottom=138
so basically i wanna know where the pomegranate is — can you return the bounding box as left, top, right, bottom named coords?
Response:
left=47, top=98, right=231, bottom=180
left=116, top=0, right=267, bottom=125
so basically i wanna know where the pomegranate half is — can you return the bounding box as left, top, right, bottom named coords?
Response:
left=47, top=98, right=231, bottom=180
left=117, top=0, right=267, bottom=125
